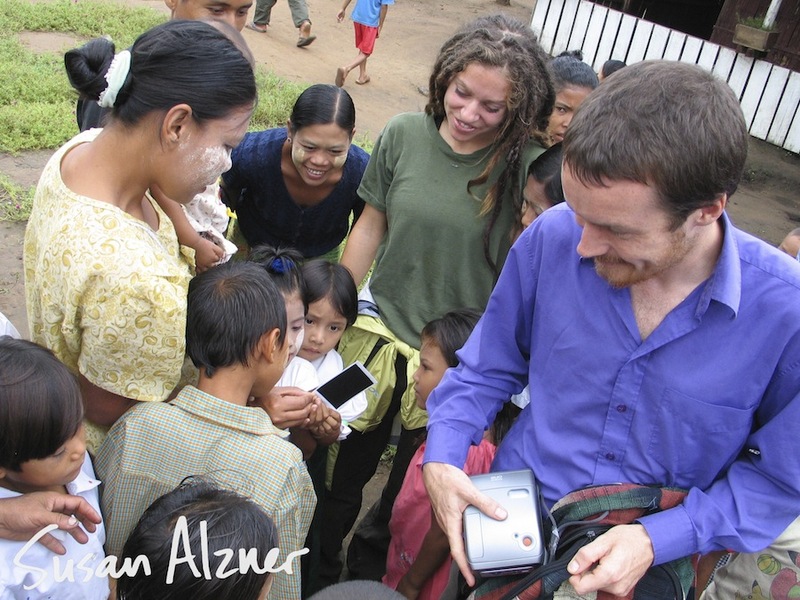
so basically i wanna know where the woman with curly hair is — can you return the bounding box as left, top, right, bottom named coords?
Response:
left=314, top=14, right=555, bottom=590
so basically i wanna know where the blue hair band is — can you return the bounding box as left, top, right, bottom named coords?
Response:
left=270, top=257, right=294, bottom=274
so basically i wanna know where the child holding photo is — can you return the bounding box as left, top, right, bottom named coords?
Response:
left=299, top=259, right=369, bottom=596
left=247, top=245, right=342, bottom=452
left=299, top=260, right=368, bottom=437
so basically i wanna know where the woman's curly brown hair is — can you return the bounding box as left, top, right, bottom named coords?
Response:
left=426, top=14, right=554, bottom=271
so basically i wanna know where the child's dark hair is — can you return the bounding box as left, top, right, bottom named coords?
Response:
left=186, top=262, right=286, bottom=378
left=527, top=142, right=565, bottom=206
left=289, top=84, right=356, bottom=136
left=117, top=478, right=278, bottom=600
left=308, top=580, right=406, bottom=599
left=0, top=337, right=84, bottom=471
left=420, top=309, right=482, bottom=367
left=301, top=260, right=358, bottom=326
left=550, top=50, right=599, bottom=92
left=64, top=20, right=256, bottom=126
left=601, top=59, right=627, bottom=79
left=419, top=310, right=520, bottom=446
left=248, top=245, right=305, bottom=308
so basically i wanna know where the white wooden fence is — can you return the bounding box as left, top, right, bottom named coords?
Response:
left=530, top=0, right=800, bottom=153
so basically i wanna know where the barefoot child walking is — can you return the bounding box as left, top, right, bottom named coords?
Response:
left=335, top=0, right=393, bottom=86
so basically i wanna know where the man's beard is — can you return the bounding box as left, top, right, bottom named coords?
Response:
left=593, top=229, right=690, bottom=289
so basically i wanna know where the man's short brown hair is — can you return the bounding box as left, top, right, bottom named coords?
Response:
left=563, top=60, right=748, bottom=228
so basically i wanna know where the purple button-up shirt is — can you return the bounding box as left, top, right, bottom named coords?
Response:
left=425, top=205, right=800, bottom=565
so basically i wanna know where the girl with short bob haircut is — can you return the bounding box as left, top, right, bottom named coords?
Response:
left=0, top=336, right=109, bottom=599
left=25, top=20, right=257, bottom=455
left=297, top=259, right=363, bottom=436
left=302, top=259, right=359, bottom=328
left=222, top=84, right=369, bottom=260
left=296, top=260, right=365, bottom=594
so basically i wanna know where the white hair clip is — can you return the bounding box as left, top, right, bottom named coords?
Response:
left=97, top=49, right=132, bottom=109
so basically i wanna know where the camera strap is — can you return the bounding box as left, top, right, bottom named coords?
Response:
left=473, top=484, right=693, bottom=600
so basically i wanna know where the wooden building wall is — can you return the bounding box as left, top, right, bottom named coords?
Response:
left=532, top=0, right=800, bottom=152
left=711, top=0, right=800, bottom=70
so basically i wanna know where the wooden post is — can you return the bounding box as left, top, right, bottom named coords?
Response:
left=763, top=0, right=782, bottom=30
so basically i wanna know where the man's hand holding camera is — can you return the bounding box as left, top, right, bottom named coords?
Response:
left=422, top=462, right=507, bottom=587
left=423, top=462, right=656, bottom=596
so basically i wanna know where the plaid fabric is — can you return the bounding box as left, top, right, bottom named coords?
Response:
left=96, top=385, right=316, bottom=600
left=473, top=484, right=692, bottom=600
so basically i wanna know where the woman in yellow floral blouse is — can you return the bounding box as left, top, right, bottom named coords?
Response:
left=24, top=21, right=257, bottom=453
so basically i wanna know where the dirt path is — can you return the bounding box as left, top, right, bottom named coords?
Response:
left=2, top=0, right=800, bottom=339
left=124, top=0, right=537, bottom=139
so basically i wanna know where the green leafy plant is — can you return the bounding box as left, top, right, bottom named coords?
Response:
left=738, top=15, right=776, bottom=32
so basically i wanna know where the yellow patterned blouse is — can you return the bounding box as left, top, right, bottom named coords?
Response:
left=24, top=129, right=194, bottom=453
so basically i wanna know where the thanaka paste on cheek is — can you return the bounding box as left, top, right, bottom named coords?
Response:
left=291, top=328, right=305, bottom=361
left=291, top=145, right=306, bottom=171
left=292, top=145, right=349, bottom=170
left=191, top=146, right=233, bottom=189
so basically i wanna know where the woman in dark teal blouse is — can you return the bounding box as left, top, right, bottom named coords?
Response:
left=221, top=84, right=369, bottom=259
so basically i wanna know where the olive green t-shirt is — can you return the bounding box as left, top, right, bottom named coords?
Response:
left=359, top=112, right=544, bottom=347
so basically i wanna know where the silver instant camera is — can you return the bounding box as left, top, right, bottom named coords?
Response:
left=463, top=469, right=545, bottom=576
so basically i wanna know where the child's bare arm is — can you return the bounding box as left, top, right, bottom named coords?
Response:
left=289, top=428, right=318, bottom=460
left=150, top=184, right=223, bottom=272
left=378, top=3, right=389, bottom=34
left=337, top=0, right=352, bottom=22
left=396, top=515, right=451, bottom=599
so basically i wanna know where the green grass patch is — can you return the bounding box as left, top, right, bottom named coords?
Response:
left=251, top=71, right=308, bottom=132
left=0, top=0, right=165, bottom=153
left=0, top=175, right=35, bottom=222
left=0, top=0, right=319, bottom=155
left=0, top=0, right=164, bottom=46
left=0, top=0, right=364, bottom=222
left=738, top=15, right=775, bottom=31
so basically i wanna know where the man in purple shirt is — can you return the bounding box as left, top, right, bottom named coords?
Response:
left=423, top=60, right=800, bottom=597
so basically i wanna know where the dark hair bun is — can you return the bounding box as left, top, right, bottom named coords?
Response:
left=64, top=37, right=116, bottom=102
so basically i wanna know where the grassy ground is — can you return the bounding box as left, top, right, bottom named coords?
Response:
left=0, top=175, right=34, bottom=222
left=0, top=0, right=327, bottom=220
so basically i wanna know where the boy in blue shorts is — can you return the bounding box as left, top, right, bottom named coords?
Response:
left=335, top=0, right=393, bottom=86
